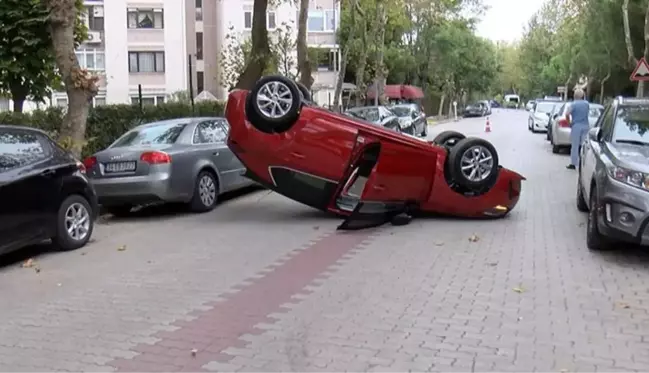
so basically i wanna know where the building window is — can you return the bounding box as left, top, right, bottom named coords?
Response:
left=94, top=97, right=106, bottom=106
left=307, top=10, right=337, bottom=32
left=195, top=0, right=202, bottom=7
left=197, top=71, right=204, bottom=93
left=127, top=9, right=164, bottom=29
left=131, top=96, right=166, bottom=106
left=56, top=98, right=68, bottom=108
left=196, top=8, right=202, bottom=21
left=87, top=6, right=104, bottom=31
left=243, top=11, right=276, bottom=30
left=75, top=48, right=105, bottom=71
left=128, top=52, right=165, bottom=73
left=196, top=32, right=203, bottom=60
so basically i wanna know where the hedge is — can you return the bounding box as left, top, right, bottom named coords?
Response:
left=0, top=101, right=225, bottom=157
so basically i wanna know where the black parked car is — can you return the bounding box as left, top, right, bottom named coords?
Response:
left=463, top=102, right=488, bottom=117
left=344, top=106, right=402, bottom=133
left=0, top=125, right=98, bottom=255
left=390, top=103, right=428, bottom=137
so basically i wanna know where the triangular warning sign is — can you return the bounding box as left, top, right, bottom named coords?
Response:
left=631, top=57, right=649, bottom=81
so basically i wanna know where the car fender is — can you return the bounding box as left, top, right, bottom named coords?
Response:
left=60, top=168, right=99, bottom=217
left=192, top=158, right=222, bottom=189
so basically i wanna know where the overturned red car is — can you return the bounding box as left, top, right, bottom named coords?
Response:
left=225, top=76, right=525, bottom=229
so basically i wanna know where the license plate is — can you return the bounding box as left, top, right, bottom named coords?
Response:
left=104, top=161, right=136, bottom=173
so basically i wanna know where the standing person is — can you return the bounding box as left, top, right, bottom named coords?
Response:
left=565, top=88, right=590, bottom=170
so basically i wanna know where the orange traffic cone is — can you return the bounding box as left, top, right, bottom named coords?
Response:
left=485, top=117, right=491, bottom=133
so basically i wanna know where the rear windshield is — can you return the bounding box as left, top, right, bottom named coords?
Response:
left=535, top=102, right=556, bottom=113
left=111, top=122, right=188, bottom=148
left=346, top=108, right=379, bottom=122
left=0, top=130, right=48, bottom=173
left=390, top=106, right=412, bottom=117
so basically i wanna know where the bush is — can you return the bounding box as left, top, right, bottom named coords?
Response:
left=0, top=100, right=225, bottom=156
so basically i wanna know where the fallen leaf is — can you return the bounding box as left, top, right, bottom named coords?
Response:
left=22, top=258, right=34, bottom=268
left=34, top=267, right=41, bottom=273
left=191, top=349, right=197, bottom=357
left=468, top=234, right=479, bottom=242
left=616, top=302, right=631, bottom=309
left=435, top=241, right=444, bottom=246
left=487, top=262, right=498, bottom=266
left=512, top=287, right=525, bottom=293
left=80, top=252, right=87, bottom=256
left=117, top=245, right=127, bottom=251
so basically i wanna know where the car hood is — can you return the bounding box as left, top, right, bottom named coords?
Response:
left=534, top=112, right=550, bottom=121
left=607, top=142, right=649, bottom=173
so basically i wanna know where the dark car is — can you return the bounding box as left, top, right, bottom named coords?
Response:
left=344, top=106, right=402, bottom=133
left=578, top=97, right=649, bottom=250
left=390, top=103, right=428, bottom=137
left=477, top=100, right=492, bottom=115
left=463, top=102, right=487, bottom=117
left=0, top=125, right=98, bottom=255
left=225, top=75, right=525, bottom=229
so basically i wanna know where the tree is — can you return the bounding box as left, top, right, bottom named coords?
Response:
left=296, top=0, right=314, bottom=88
left=0, top=0, right=86, bottom=113
left=43, top=0, right=99, bottom=157
left=272, top=22, right=298, bottom=79
left=234, top=0, right=273, bottom=89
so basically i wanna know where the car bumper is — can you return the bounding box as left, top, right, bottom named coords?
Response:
left=553, top=126, right=571, bottom=146
left=90, top=172, right=176, bottom=206
left=596, top=176, right=649, bottom=245
left=533, top=120, right=548, bottom=131
left=463, top=111, right=483, bottom=117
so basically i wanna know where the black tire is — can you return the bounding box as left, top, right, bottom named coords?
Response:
left=448, top=137, right=499, bottom=191
left=586, top=186, right=612, bottom=251
left=53, top=195, right=94, bottom=251
left=552, top=144, right=560, bottom=154
left=546, top=128, right=551, bottom=141
left=104, top=205, right=132, bottom=217
left=391, top=213, right=412, bottom=226
left=245, top=75, right=301, bottom=134
left=295, top=81, right=312, bottom=102
left=576, top=175, right=588, bottom=212
left=432, top=130, right=466, bottom=148
left=190, top=170, right=219, bottom=213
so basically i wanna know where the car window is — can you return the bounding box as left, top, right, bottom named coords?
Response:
left=112, top=121, right=187, bottom=148
left=535, top=102, right=555, bottom=113
left=346, top=108, right=379, bottom=122
left=390, top=106, right=412, bottom=117
left=555, top=104, right=565, bottom=115
left=598, top=104, right=615, bottom=140
left=589, top=106, right=604, bottom=118
left=0, top=129, right=49, bottom=173
left=611, top=106, right=649, bottom=144
left=218, top=119, right=230, bottom=135
left=194, top=120, right=228, bottom=144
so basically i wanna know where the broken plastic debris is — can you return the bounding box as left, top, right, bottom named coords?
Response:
left=22, top=258, right=35, bottom=268
left=468, top=234, right=479, bottom=242
left=117, top=245, right=127, bottom=251
left=512, top=287, right=525, bottom=293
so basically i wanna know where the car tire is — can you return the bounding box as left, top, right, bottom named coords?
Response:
left=104, top=205, right=133, bottom=217
left=245, top=75, right=302, bottom=134
left=190, top=170, right=219, bottom=213
left=295, top=81, right=312, bottom=102
left=432, top=130, right=466, bottom=148
left=53, top=194, right=94, bottom=251
left=576, top=175, right=589, bottom=212
left=448, top=137, right=499, bottom=191
left=552, top=144, right=560, bottom=154
left=586, top=186, right=612, bottom=251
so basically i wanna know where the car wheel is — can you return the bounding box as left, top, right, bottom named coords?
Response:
left=448, top=137, right=499, bottom=191
left=552, top=144, right=560, bottom=154
left=546, top=129, right=551, bottom=141
left=295, top=81, right=312, bottom=102
left=576, top=175, right=589, bottom=212
left=53, top=195, right=94, bottom=251
left=421, top=122, right=428, bottom=137
left=432, top=130, right=466, bottom=148
left=245, top=75, right=301, bottom=134
left=190, top=171, right=219, bottom=213
left=586, top=186, right=612, bottom=251
left=104, top=205, right=133, bottom=217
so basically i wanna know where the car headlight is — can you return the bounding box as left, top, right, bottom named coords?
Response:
left=608, top=165, right=649, bottom=190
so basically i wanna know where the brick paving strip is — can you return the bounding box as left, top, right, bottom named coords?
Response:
left=108, top=230, right=377, bottom=372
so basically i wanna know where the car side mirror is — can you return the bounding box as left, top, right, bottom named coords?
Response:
left=588, top=127, right=600, bottom=142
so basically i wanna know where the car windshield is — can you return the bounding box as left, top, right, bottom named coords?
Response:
left=612, top=106, right=649, bottom=144
left=0, top=130, right=46, bottom=173
left=390, top=106, right=412, bottom=117
left=111, top=121, right=188, bottom=148
left=346, top=108, right=379, bottom=122
left=535, top=102, right=555, bottom=113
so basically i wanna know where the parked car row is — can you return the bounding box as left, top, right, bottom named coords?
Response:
left=528, top=95, right=649, bottom=251
left=462, top=100, right=492, bottom=117
left=0, top=117, right=256, bottom=257
left=344, top=103, right=428, bottom=138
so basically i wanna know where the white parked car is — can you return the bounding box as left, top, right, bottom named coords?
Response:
left=548, top=103, right=604, bottom=153
left=528, top=100, right=563, bottom=133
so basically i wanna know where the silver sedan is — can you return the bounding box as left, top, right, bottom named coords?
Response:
left=82, top=117, right=256, bottom=216
left=549, top=103, right=604, bottom=153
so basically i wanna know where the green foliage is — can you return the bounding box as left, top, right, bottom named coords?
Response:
left=0, top=101, right=225, bottom=157
left=0, top=0, right=88, bottom=109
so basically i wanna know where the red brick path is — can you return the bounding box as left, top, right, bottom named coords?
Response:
left=108, top=230, right=375, bottom=372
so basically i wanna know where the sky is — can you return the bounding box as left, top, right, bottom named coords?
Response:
left=475, top=0, right=546, bottom=43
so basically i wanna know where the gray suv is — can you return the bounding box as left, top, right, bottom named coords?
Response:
left=577, top=97, right=649, bottom=250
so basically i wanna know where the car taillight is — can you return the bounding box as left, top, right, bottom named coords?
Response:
left=558, top=118, right=570, bottom=127
left=83, top=156, right=97, bottom=170
left=140, top=151, right=171, bottom=164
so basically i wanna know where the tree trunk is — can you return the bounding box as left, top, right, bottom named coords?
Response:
left=564, top=75, right=572, bottom=101
left=437, top=94, right=445, bottom=117
left=333, top=0, right=358, bottom=112
left=235, top=0, right=272, bottom=90
left=600, top=71, right=610, bottom=104
left=622, top=0, right=644, bottom=97
left=9, top=80, right=27, bottom=113
left=354, top=16, right=368, bottom=107
left=296, top=0, right=313, bottom=89
left=43, top=0, right=98, bottom=158
left=372, top=0, right=387, bottom=105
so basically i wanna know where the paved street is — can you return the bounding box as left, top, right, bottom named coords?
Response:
left=2, top=108, right=649, bottom=372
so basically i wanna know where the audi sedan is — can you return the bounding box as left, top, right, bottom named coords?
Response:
left=83, top=117, right=256, bottom=216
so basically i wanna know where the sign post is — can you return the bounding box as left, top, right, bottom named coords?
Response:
left=453, top=101, right=458, bottom=122
left=630, top=57, right=649, bottom=97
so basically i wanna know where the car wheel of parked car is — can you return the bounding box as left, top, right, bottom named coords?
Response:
left=104, top=205, right=133, bottom=217
left=432, top=130, right=466, bottom=148
left=551, top=144, right=560, bottom=154
left=576, top=176, right=589, bottom=212
left=53, top=195, right=94, bottom=251
left=448, top=138, right=499, bottom=191
left=586, top=186, right=612, bottom=251
left=190, top=171, right=219, bottom=213
left=246, top=75, right=301, bottom=134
